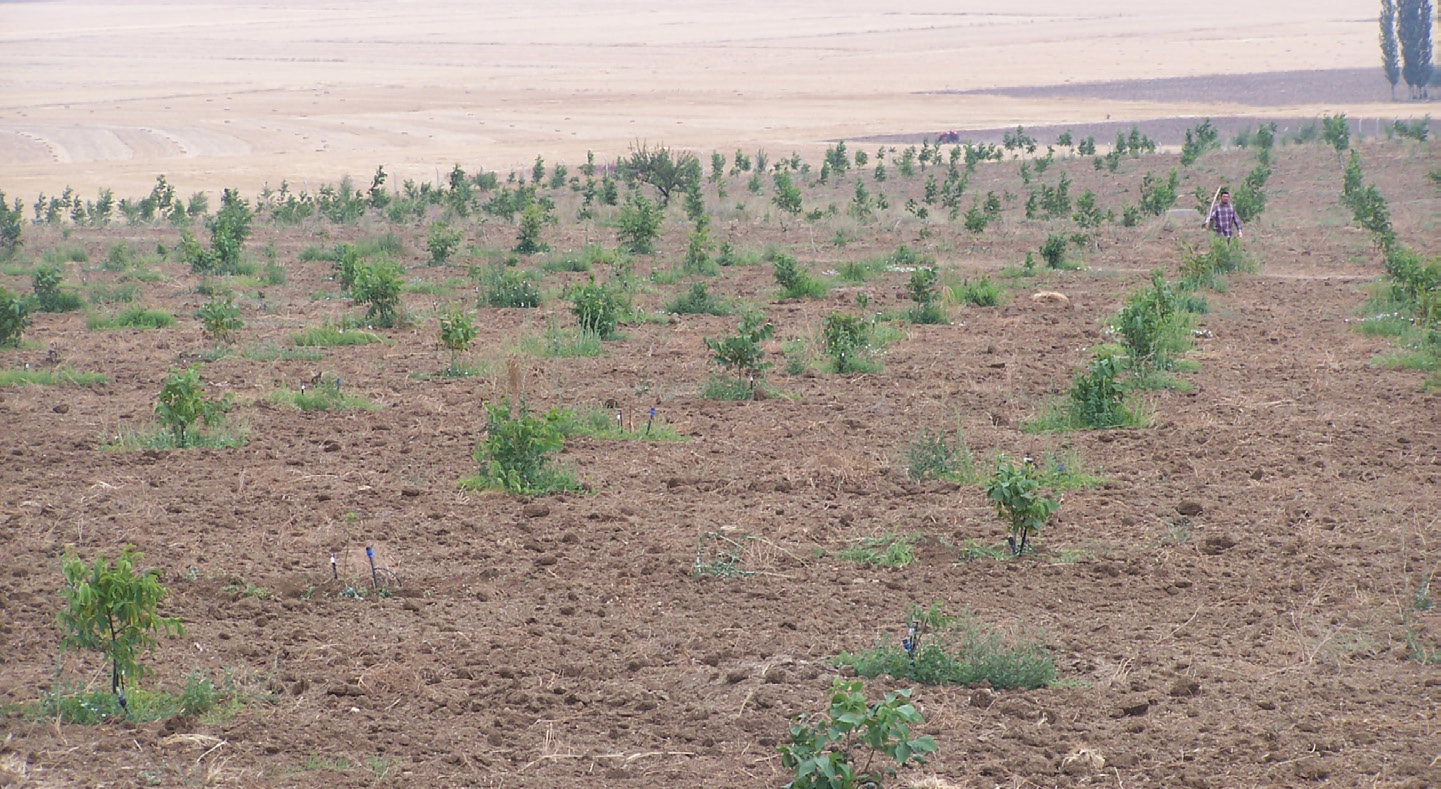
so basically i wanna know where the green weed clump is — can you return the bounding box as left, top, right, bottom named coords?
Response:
left=290, top=322, right=386, bottom=347
left=86, top=306, right=176, bottom=330
left=949, top=276, right=1002, bottom=307
left=32, top=264, right=84, bottom=312
left=773, top=254, right=828, bottom=300
left=479, top=267, right=542, bottom=309
left=0, top=367, right=107, bottom=387
left=519, top=318, right=604, bottom=359
left=835, top=603, right=1055, bottom=690
left=665, top=282, right=731, bottom=315
left=834, top=533, right=919, bottom=568
left=549, top=406, right=682, bottom=442
left=903, top=427, right=978, bottom=483
left=32, top=670, right=245, bottom=726
left=265, top=378, right=376, bottom=411
left=821, top=312, right=879, bottom=374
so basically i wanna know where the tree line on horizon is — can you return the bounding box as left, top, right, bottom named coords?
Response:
left=1380, top=0, right=1435, bottom=99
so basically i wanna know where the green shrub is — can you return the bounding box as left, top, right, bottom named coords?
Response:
left=427, top=221, right=463, bottom=266
left=905, top=267, right=946, bottom=324
left=33, top=264, right=83, bottom=312
left=616, top=192, right=664, bottom=254
left=56, top=546, right=184, bottom=711
left=1039, top=234, right=1068, bottom=269
left=773, top=254, right=828, bottom=300
left=187, top=188, right=252, bottom=274
left=821, top=312, right=873, bottom=374
left=438, top=309, right=477, bottom=374
left=569, top=278, right=622, bottom=339
left=154, top=364, right=232, bottom=447
left=985, top=459, right=1058, bottom=555
left=778, top=679, right=937, bottom=789
left=665, top=281, right=730, bottom=315
left=1067, top=351, right=1133, bottom=429
left=463, top=400, right=580, bottom=495
left=704, top=312, right=774, bottom=393
left=835, top=603, right=1055, bottom=690
left=1113, top=270, right=1193, bottom=372
left=514, top=203, right=550, bottom=255
left=1139, top=169, right=1180, bottom=215
left=352, top=259, right=404, bottom=327
left=0, top=286, right=33, bottom=346
left=480, top=268, right=542, bottom=308
left=0, top=190, right=21, bottom=257
left=903, top=427, right=977, bottom=483
left=197, top=295, right=243, bottom=346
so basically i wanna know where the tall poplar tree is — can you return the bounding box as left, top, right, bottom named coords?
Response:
left=1398, top=0, right=1435, bottom=99
left=1381, top=1, right=1401, bottom=98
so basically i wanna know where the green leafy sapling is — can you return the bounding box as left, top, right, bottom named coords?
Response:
left=154, top=364, right=231, bottom=447
left=778, top=679, right=937, bottom=789
left=197, top=295, right=243, bottom=347
left=985, top=458, right=1058, bottom=556
left=56, top=546, right=184, bottom=712
left=438, top=309, right=477, bottom=375
left=704, top=312, right=774, bottom=394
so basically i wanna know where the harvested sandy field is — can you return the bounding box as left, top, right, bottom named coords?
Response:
left=0, top=0, right=1406, bottom=198
left=2, top=2, right=1440, bottom=788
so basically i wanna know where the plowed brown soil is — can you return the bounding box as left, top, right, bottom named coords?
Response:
left=2, top=137, right=1439, bottom=788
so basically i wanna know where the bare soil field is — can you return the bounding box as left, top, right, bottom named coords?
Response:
left=1, top=129, right=1440, bottom=787
left=3, top=2, right=1441, bottom=788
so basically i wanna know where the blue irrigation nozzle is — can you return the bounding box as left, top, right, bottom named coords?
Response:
left=366, top=546, right=378, bottom=589
left=645, top=407, right=656, bottom=436
left=903, top=621, right=919, bottom=659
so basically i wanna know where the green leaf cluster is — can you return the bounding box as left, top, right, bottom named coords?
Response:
left=985, top=459, right=1058, bottom=555
left=56, top=546, right=183, bottom=708
left=778, top=679, right=936, bottom=789
left=154, top=364, right=231, bottom=447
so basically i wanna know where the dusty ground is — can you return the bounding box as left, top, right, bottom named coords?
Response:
left=2, top=2, right=1440, bottom=787
left=1, top=126, right=1439, bottom=788
left=0, top=0, right=1402, bottom=197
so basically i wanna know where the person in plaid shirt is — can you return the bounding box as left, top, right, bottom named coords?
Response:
left=1205, top=188, right=1243, bottom=239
